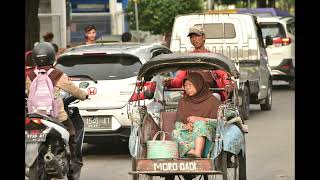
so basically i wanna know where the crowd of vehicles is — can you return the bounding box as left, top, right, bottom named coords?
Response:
left=26, top=7, right=294, bottom=179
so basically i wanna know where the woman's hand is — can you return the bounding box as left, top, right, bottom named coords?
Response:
left=162, top=77, right=173, bottom=87
left=187, top=116, right=207, bottom=123
left=184, top=122, right=193, bottom=132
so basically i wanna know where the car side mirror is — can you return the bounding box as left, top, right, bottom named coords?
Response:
left=265, top=36, right=273, bottom=47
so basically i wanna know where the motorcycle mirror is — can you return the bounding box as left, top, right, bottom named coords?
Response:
left=79, top=82, right=89, bottom=89
left=59, top=90, right=70, bottom=99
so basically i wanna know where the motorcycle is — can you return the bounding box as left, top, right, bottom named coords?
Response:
left=25, top=94, right=85, bottom=180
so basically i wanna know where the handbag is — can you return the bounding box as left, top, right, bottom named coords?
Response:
left=147, top=131, right=178, bottom=159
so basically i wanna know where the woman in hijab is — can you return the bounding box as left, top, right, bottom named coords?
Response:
left=171, top=71, right=220, bottom=158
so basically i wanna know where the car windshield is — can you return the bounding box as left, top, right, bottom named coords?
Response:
left=260, top=22, right=286, bottom=38
left=55, top=54, right=142, bottom=80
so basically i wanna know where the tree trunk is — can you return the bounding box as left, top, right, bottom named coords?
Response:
left=25, top=0, right=40, bottom=51
left=257, top=0, right=267, bottom=8
left=163, top=32, right=171, bottom=48
left=268, top=0, right=276, bottom=8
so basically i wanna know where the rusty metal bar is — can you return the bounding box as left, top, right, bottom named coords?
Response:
left=129, top=170, right=223, bottom=175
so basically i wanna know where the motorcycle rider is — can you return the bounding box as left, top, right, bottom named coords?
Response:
left=25, top=42, right=88, bottom=180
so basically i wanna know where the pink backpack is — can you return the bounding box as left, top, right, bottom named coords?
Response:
left=27, top=68, right=59, bottom=118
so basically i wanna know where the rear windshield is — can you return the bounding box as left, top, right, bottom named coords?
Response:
left=55, top=54, right=142, bottom=80
left=260, top=22, right=286, bottom=38
left=198, top=23, right=236, bottom=39
left=252, top=12, right=273, bottom=17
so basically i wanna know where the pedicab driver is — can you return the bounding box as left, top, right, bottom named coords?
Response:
left=163, top=25, right=235, bottom=101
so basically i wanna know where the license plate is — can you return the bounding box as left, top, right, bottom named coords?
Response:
left=136, top=159, right=214, bottom=172
left=25, top=132, right=47, bottom=142
left=83, top=116, right=112, bottom=129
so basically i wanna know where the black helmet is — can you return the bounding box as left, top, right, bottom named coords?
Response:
left=32, top=42, right=56, bottom=66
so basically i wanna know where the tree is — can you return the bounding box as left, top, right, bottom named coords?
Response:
left=25, top=0, right=40, bottom=51
left=268, top=0, right=276, bottom=7
left=126, top=0, right=204, bottom=35
left=257, top=0, right=267, bottom=7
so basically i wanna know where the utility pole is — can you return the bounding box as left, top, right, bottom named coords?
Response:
left=248, top=0, right=251, bottom=8
left=208, top=0, right=212, bottom=10
left=133, top=0, right=140, bottom=42
left=110, top=0, right=117, bottom=35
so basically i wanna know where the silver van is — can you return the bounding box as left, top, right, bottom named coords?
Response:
left=170, top=13, right=273, bottom=119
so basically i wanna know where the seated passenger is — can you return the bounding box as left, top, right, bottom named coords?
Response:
left=171, top=72, right=220, bottom=158
left=163, top=69, right=234, bottom=101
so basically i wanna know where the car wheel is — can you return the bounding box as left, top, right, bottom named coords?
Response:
left=240, top=85, right=250, bottom=120
left=260, top=80, right=272, bottom=111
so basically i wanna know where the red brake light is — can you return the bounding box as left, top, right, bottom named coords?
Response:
left=273, top=37, right=291, bottom=46
left=281, top=65, right=290, bottom=69
left=30, top=130, right=41, bottom=134
left=281, top=37, right=291, bottom=45
left=273, top=37, right=282, bottom=44
left=25, top=118, right=31, bottom=125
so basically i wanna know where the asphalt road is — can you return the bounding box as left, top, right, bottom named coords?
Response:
left=80, top=83, right=294, bottom=180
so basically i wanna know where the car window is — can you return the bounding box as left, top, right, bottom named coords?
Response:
left=253, top=12, right=274, bottom=17
left=286, top=20, right=295, bottom=35
left=260, top=22, right=286, bottom=38
left=199, top=23, right=236, bottom=39
left=55, top=55, right=142, bottom=80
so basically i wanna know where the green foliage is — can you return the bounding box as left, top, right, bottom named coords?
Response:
left=126, top=0, right=204, bottom=35
left=220, top=0, right=238, bottom=5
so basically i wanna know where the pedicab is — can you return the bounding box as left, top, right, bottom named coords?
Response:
left=128, top=53, right=248, bottom=180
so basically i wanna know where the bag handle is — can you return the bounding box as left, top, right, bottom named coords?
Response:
left=152, top=131, right=170, bottom=141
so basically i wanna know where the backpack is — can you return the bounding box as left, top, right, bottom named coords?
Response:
left=27, top=68, right=59, bottom=118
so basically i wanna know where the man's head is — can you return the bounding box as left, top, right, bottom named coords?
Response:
left=84, top=25, right=97, bottom=44
left=121, top=32, right=132, bottom=42
left=32, top=42, right=56, bottom=67
left=187, top=25, right=206, bottom=50
left=43, top=32, right=54, bottom=42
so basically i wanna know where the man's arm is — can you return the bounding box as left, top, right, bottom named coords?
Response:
left=168, top=70, right=188, bottom=88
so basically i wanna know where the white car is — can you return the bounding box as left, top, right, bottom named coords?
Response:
left=55, top=43, right=172, bottom=144
left=258, top=16, right=295, bottom=88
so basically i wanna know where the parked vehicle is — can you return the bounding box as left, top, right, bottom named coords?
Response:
left=55, top=43, right=172, bottom=144
left=170, top=13, right=273, bottom=120
left=237, top=8, right=294, bottom=17
left=129, top=53, right=248, bottom=180
left=25, top=94, right=85, bottom=180
left=257, top=16, right=295, bottom=89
